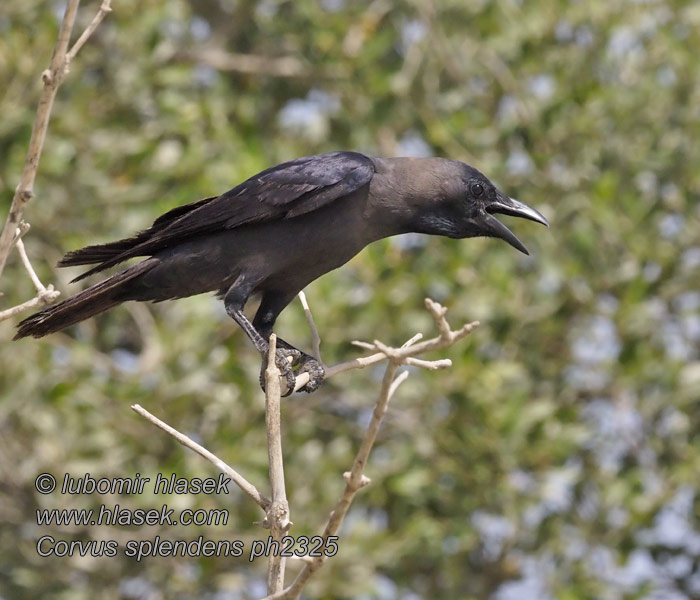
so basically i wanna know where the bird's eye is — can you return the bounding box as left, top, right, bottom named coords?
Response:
left=471, top=182, right=484, bottom=197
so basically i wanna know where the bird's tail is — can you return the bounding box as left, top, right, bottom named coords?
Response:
left=57, top=196, right=217, bottom=282
left=14, top=259, right=157, bottom=340
left=56, top=232, right=155, bottom=282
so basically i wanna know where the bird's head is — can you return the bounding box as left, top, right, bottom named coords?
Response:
left=459, top=168, right=549, bottom=254
left=413, top=163, right=550, bottom=254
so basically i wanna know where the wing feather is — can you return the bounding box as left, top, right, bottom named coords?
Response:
left=62, top=152, right=375, bottom=280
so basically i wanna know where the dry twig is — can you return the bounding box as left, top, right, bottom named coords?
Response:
left=325, top=298, right=479, bottom=378
left=263, top=334, right=292, bottom=593
left=260, top=297, right=478, bottom=600
left=66, top=0, right=113, bottom=64
left=130, top=404, right=270, bottom=511
left=298, top=291, right=322, bottom=363
left=0, top=0, right=112, bottom=318
left=134, top=295, right=478, bottom=600
left=0, top=226, right=60, bottom=322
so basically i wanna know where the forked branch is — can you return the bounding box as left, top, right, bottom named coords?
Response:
left=0, top=225, right=60, bottom=322
left=262, top=297, right=478, bottom=599
left=0, top=0, right=113, bottom=318
left=133, top=295, right=478, bottom=599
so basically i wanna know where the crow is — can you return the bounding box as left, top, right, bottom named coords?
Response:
left=15, top=152, right=549, bottom=393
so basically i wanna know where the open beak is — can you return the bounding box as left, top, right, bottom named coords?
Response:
left=480, top=194, right=549, bottom=255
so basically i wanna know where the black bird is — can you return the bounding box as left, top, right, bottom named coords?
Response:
left=14, top=152, right=548, bottom=393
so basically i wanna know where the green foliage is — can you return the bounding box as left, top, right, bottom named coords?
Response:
left=1, top=0, right=699, bottom=598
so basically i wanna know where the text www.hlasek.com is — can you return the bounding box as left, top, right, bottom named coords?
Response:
left=37, top=504, right=227, bottom=527
left=34, top=472, right=339, bottom=562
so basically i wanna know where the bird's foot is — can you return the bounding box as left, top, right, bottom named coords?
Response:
left=293, top=353, right=325, bottom=394
left=259, top=344, right=325, bottom=396
left=259, top=346, right=301, bottom=397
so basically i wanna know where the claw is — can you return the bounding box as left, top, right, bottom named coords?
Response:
left=259, top=346, right=300, bottom=396
left=258, top=347, right=326, bottom=395
left=294, top=355, right=325, bottom=393
left=276, top=350, right=297, bottom=397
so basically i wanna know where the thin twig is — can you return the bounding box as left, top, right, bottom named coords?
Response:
left=263, top=334, right=290, bottom=594
left=0, top=0, right=113, bottom=320
left=298, top=292, right=322, bottom=363
left=66, top=0, right=113, bottom=64
left=0, top=230, right=60, bottom=322
left=283, top=298, right=476, bottom=390
left=263, top=359, right=410, bottom=600
left=351, top=340, right=376, bottom=351
left=124, top=303, right=163, bottom=372
left=11, top=222, right=31, bottom=246
left=325, top=300, right=479, bottom=378
left=16, top=238, right=49, bottom=295
left=401, top=333, right=423, bottom=348
left=130, top=404, right=271, bottom=511
left=387, top=369, right=410, bottom=397
left=0, top=291, right=59, bottom=322
left=131, top=296, right=476, bottom=600
left=260, top=297, right=478, bottom=599
left=0, top=0, right=81, bottom=279
left=404, top=357, right=451, bottom=370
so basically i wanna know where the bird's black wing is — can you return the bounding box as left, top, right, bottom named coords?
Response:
left=61, top=151, right=375, bottom=280
left=160, top=151, right=374, bottom=235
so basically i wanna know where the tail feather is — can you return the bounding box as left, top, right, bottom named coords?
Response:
left=14, top=260, right=157, bottom=340
left=58, top=235, right=151, bottom=267
left=57, top=196, right=217, bottom=282
left=58, top=234, right=153, bottom=282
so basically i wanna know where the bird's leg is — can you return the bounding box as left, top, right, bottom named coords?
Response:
left=254, top=290, right=326, bottom=394
left=223, top=278, right=298, bottom=395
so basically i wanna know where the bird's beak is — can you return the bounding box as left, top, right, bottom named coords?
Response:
left=481, top=194, right=550, bottom=255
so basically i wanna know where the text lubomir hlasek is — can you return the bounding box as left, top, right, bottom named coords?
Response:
left=60, top=472, right=231, bottom=495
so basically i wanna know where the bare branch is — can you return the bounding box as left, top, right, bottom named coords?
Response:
left=124, top=303, right=163, bottom=372
left=351, top=340, right=376, bottom=350
left=263, top=334, right=291, bottom=594
left=401, top=332, right=423, bottom=348
left=405, top=356, right=451, bottom=370
left=0, top=228, right=60, bottom=322
left=11, top=222, right=31, bottom=246
left=325, top=299, right=479, bottom=378
left=387, top=369, right=410, bottom=398
left=278, top=297, right=477, bottom=397
left=0, top=0, right=81, bottom=279
left=0, top=288, right=60, bottom=322
left=130, top=404, right=271, bottom=511
left=260, top=296, right=478, bottom=600
left=0, top=0, right=113, bottom=321
left=130, top=295, right=475, bottom=600
left=66, top=0, right=113, bottom=63
left=298, top=292, right=322, bottom=363
left=262, top=362, right=406, bottom=600
left=17, top=238, right=49, bottom=296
